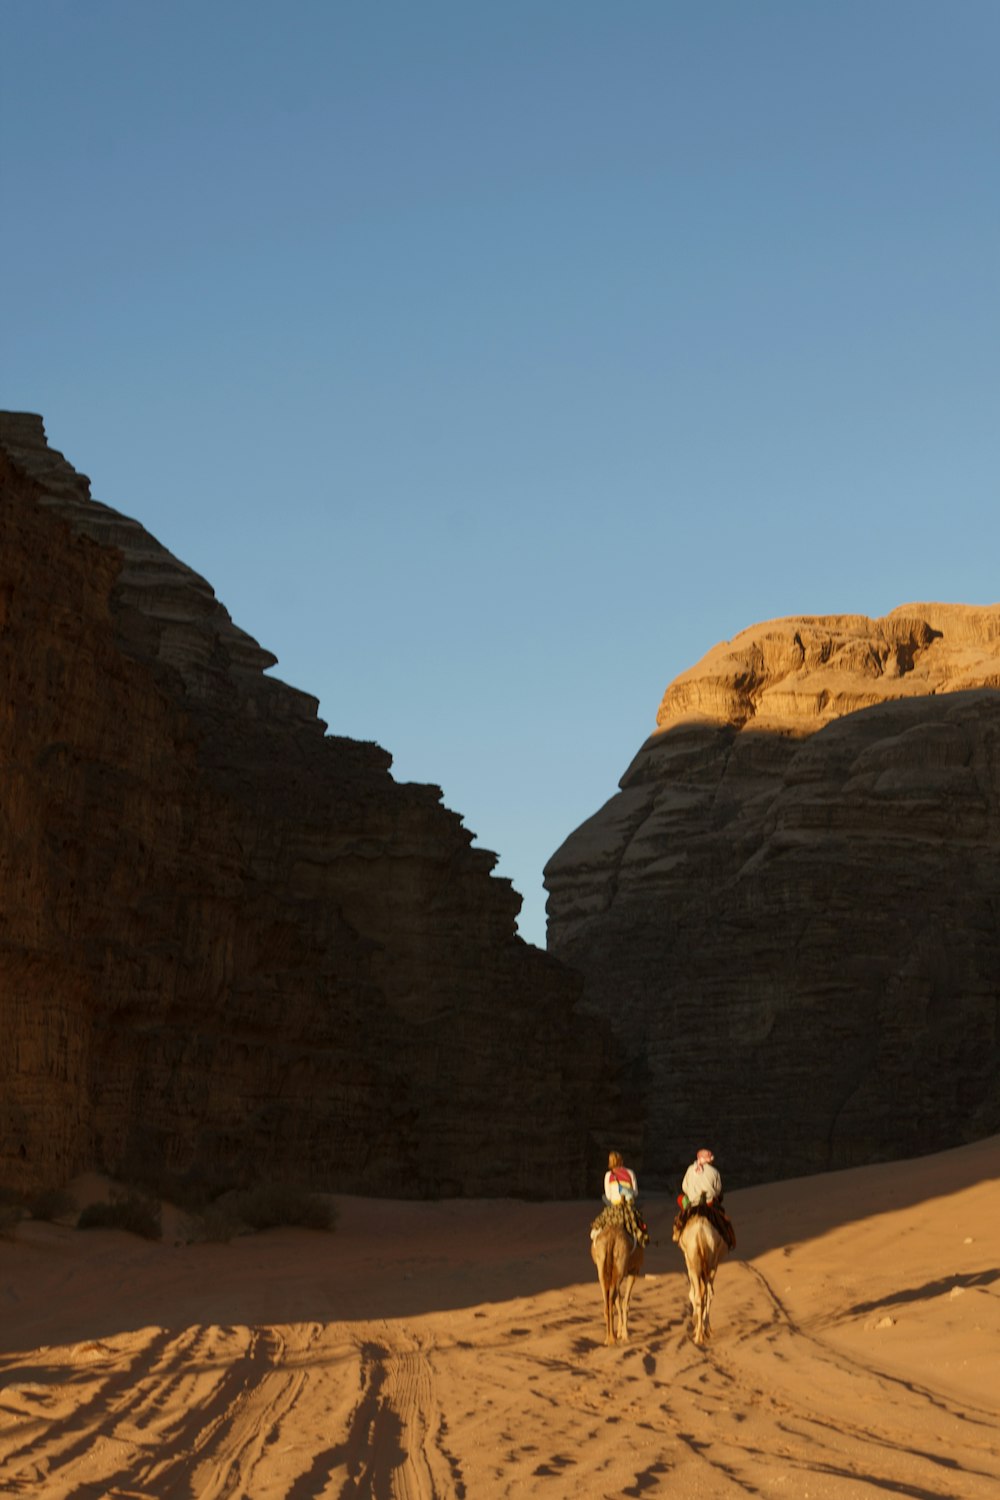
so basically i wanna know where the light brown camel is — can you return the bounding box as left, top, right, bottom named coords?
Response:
left=590, top=1223, right=644, bottom=1346
left=674, top=1212, right=727, bottom=1345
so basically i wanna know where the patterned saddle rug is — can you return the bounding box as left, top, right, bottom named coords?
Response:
left=590, top=1198, right=649, bottom=1248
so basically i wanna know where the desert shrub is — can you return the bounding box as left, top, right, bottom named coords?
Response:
left=200, top=1183, right=337, bottom=1241
left=0, top=1186, right=27, bottom=1236
left=0, top=1204, right=24, bottom=1236
left=133, top=1164, right=242, bottom=1215
left=235, top=1183, right=337, bottom=1231
left=197, top=1201, right=240, bottom=1243
left=77, top=1192, right=162, bottom=1241
left=29, top=1187, right=77, bottom=1223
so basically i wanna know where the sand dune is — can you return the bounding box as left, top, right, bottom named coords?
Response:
left=0, top=1137, right=997, bottom=1498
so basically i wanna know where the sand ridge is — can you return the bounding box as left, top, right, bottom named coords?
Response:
left=0, top=1138, right=997, bottom=1498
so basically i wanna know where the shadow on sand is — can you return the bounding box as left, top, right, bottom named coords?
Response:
left=0, top=1133, right=995, bottom=1355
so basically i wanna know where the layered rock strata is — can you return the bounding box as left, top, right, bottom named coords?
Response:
left=546, top=609, right=1000, bottom=1187
left=0, top=413, right=625, bottom=1200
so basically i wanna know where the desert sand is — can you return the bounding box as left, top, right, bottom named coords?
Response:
left=0, top=1137, right=997, bottom=1499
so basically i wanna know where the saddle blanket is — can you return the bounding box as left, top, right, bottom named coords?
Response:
left=590, top=1198, right=650, bottom=1248
left=672, top=1201, right=736, bottom=1251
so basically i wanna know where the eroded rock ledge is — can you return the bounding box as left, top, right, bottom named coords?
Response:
left=545, top=608, right=1000, bottom=1187
left=657, top=607, right=1000, bottom=734
left=0, top=414, right=625, bottom=1200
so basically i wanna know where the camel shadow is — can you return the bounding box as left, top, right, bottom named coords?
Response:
left=842, top=1266, right=1000, bottom=1318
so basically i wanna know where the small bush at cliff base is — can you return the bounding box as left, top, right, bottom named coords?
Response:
left=131, top=1164, right=242, bottom=1215
left=0, top=1188, right=26, bottom=1237
left=29, top=1187, right=77, bottom=1223
left=201, top=1184, right=337, bottom=1241
left=237, top=1184, right=337, bottom=1231
left=1, top=1185, right=78, bottom=1225
left=77, top=1193, right=162, bottom=1241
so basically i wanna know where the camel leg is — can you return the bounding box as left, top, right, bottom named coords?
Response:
left=618, top=1272, right=636, bottom=1342
left=697, top=1272, right=709, bottom=1343
left=598, top=1249, right=617, bottom=1346
left=690, top=1260, right=709, bottom=1345
left=686, top=1267, right=701, bottom=1342
left=702, top=1268, right=717, bottom=1341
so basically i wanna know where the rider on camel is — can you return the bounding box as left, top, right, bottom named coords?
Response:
left=604, top=1149, right=638, bottom=1205
left=592, top=1149, right=649, bottom=1247
left=681, top=1148, right=722, bottom=1207
left=676, top=1147, right=736, bottom=1250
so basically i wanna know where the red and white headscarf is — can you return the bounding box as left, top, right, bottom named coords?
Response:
left=695, top=1148, right=714, bottom=1171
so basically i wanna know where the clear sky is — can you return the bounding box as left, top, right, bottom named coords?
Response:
left=3, top=2, right=998, bottom=947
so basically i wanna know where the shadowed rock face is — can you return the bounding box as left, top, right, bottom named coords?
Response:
left=545, top=609, right=1000, bottom=1189
left=0, top=414, right=627, bottom=1200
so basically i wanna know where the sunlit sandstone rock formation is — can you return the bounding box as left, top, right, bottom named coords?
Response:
left=0, top=413, right=624, bottom=1200
left=545, top=608, right=1000, bottom=1187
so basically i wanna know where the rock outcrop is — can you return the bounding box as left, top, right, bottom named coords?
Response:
left=0, top=413, right=626, bottom=1200
left=545, top=609, right=1000, bottom=1188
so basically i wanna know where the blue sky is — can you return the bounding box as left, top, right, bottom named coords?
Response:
left=3, top=1, right=998, bottom=946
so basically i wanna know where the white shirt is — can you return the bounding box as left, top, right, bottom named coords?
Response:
left=682, top=1161, right=722, bottom=1204
left=604, top=1168, right=638, bottom=1203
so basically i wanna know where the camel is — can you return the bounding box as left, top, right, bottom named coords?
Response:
left=674, top=1211, right=727, bottom=1345
left=590, top=1222, right=644, bottom=1346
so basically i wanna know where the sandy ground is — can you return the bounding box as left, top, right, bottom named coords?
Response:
left=0, top=1137, right=997, bottom=1500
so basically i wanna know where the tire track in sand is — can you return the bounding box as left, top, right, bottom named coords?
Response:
left=379, top=1332, right=461, bottom=1500
left=288, top=1324, right=463, bottom=1500
left=0, top=1323, right=333, bottom=1500
left=657, top=1255, right=1000, bottom=1499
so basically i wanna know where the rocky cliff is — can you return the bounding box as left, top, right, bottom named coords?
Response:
left=0, top=413, right=626, bottom=1200
left=545, top=608, right=1000, bottom=1187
